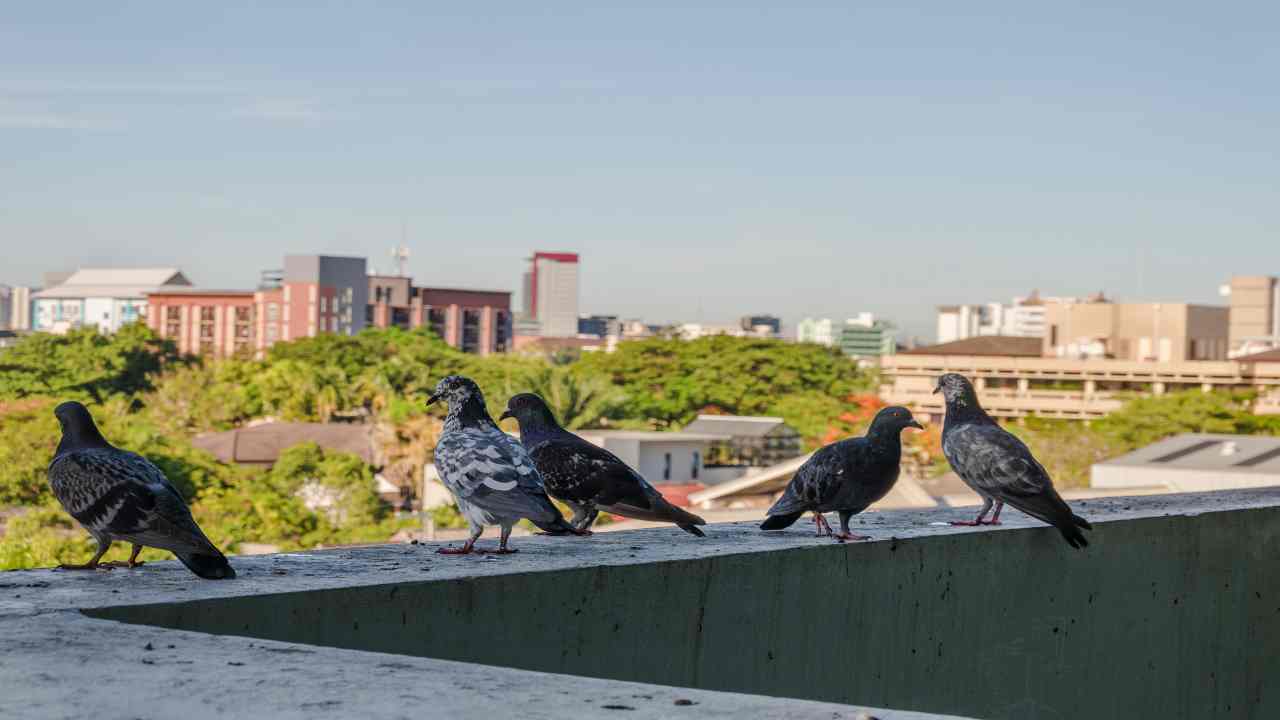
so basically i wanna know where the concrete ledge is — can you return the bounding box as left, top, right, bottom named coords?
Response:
left=5, top=489, right=1280, bottom=718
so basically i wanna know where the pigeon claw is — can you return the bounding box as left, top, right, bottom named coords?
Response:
left=949, top=520, right=983, bottom=527
left=436, top=545, right=475, bottom=555
left=979, top=519, right=1002, bottom=526
left=832, top=533, right=870, bottom=542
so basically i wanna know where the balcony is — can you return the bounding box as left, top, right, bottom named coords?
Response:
left=3, top=489, right=1278, bottom=718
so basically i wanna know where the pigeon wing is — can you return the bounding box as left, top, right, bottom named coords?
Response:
left=48, top=448, right=218, bottom=554
left=946, top=424, right=1075, bottom=526
left=768, top=444, right=845, bottom=515
left=528, top=435, right=653, bottom=509
left=436, top=428, right=562, bottom=523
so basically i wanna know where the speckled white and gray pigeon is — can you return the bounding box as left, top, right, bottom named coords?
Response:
left=501, top=393, right=708, bottom=536
left=47, top=401, right=235, bottom=578
left=761, top=406, right=922, bottom=541
left=935, top=373, right=1092, bottom=549
left=428, top=376, right=584, bottom=554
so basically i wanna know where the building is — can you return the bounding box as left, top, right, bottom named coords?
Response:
left=1091, top=434, right=1280, bottom=492
left=522, top=252, right=579, bottom=337
left=796, top=317, right=836, bottom=346
left=192, top=421, right=378, bottom=467
left=936, top=291, right=1086, bottom=343
left=1043, top=302, right=1228, bottom=362
left=1226, top=275, right=1280, bottom=358
left=368, top=275, right=511, bottom=355
left=839, top=313, right=897, bottom=359
left=574, top=430, right=735, bottom=489
left=31, top=268, right=192, bottom=334
left=146, top=288, right=259, bottom=358
left=578, top=314, right=620, bottom=339
left=880, top=335, right=1280, bottom=422
left=740, top=315, right=782, bottom=338
left=681, top=415, right=803, bottom=467
left=147, top=255, right=368, bottom=358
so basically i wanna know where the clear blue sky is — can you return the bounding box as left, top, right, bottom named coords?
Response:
left=2, top=2, right=1277, bottom=340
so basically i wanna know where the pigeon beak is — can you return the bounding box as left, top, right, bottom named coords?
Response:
left=932, top=382, right=942, bottom=395
left=498, top=410, right=513, bottom=422
left=426, top=393, right=441, bottom=407
left=908, top=419, right=924, bottom=431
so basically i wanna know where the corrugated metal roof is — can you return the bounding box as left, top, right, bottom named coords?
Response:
left=1095, top=433, right=1280, bottom=473
left=32, top=268, right=192, bottom=300
left=682, top=415, right=794, bottom=437
left=576, top=430, right=729, bottom=442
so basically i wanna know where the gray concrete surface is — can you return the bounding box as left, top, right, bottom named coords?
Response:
left=5, top=489, right=1280, bottom=719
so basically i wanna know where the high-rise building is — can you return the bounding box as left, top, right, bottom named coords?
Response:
left=796, top=317, right=836, bottom=346
left=578, top=314, right=620, bottom=339
left=1043, top=302, right=1228, bottom=361
left=524, top=252, right=579, bottom=337
left=740, top=314, right=782, bottom=338
left=936, top=291, right=1087, bottom=343
left=840, top=313, right=897, bottom=359
left=1226, top=275, right=1280, bottom=357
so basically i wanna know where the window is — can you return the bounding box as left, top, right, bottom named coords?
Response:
left=233, top=306, right=253, bottom=353
left=391, top=307, right=411, bottom=329
left=198, top=307, right=216, bottom=354
left=494, top=310, right=510, bottom=353
left=663, top=453, right=672, bottom=481
left=266, top=303, right=279, bottom=322
left=692, top=451, right=700, bottom=480
left=1049, top=325, right=1058, bottom=346
left=164, top=306, right=181, bottom=337
left=428, top=308, right=447, bottom=340
left=462, top=309, right=481, bottom=353
left=320, top=297, right=327, bottom=313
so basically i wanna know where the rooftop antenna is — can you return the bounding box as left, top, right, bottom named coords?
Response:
left=390, top=244, right=410, bottom=277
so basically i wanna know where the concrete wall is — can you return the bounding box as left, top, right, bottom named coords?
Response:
left=89, top=492, right=1280, bottom=720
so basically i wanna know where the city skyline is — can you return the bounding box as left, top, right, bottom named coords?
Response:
left=4, top=3, right=1279, bottom=339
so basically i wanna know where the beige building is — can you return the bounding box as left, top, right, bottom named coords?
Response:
left=1227, top=275, right=1280, bottom=358
left=880, top=337, right=1280, bottom=422
left=1043, top=302, right=1228, bottom=362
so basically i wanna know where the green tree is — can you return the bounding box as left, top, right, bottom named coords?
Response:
left=0, top=323, right=183, bottom=402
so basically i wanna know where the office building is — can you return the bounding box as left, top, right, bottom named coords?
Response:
left=936, top=291, right=1086, bottom=343
left=1226, top=275, right=1280, bottom=358
left=796, top=317, right=836, bottom=346
left=1043, top=302, right=1228, bottom=362
left=148, top=255, right=368, bottom=358
left=522, top=252, right=579, bottom=337
left=32, top=268, right=192, bottom=334
left=368, top=274, right=511, bottom=355
left=740, top=314, right=782, bottom=338
left=840, top=313, right=897, bottom=359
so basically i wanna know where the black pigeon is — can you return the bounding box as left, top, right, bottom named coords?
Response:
left=935, top=373, right=1092, bottom=549
left=47, top=402, right=235, bottom=579
left=761, top=406, right=922, bottom=540
left=428, top=376, right=584, bottom=554
left=501, top=393, right=708, bottom=537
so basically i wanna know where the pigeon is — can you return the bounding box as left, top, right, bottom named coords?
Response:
left=500, top=393, right=708, bottom=537
left=935, top=373, right=1092, bottom=549
left=428, top=376, right=584, bottom=554
left=47, top=401, right=236, bottom=579
left=761, top=406, right=922, bottom=540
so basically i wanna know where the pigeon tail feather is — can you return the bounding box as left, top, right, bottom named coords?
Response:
left=760, top=511, right=804, bottom=531
left=1072, top=514, right=1092, bottom=530
left=176, top=549, right=236, bottom=579
left=530, top=516, right=581, bottom=535
left=678, top=523, right=706, bottom=537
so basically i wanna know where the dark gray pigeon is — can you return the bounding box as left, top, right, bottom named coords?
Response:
left=761, top=406, right=922, bottom=540
left=428, top=376, right=584, bottom=554
left=500, top=393, right=708, bottom=536
left=935, top=373, right=1092, bottom=549
left=47, top=401, right=235, bottom=579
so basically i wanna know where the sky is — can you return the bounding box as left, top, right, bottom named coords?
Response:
left=2, top=2, right=1278, bottom=341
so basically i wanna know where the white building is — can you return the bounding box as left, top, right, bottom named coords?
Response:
left=32, top=268, right=192, bottom=334
left=575, top=430, right=744, bottom=486
left=523, top=252, right=579, bottom=337
left=0, top=285, right=34, bottom=330
left=936, top=291, right=1082, bottom=343
left=796, top=317, right=836, bottom=346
